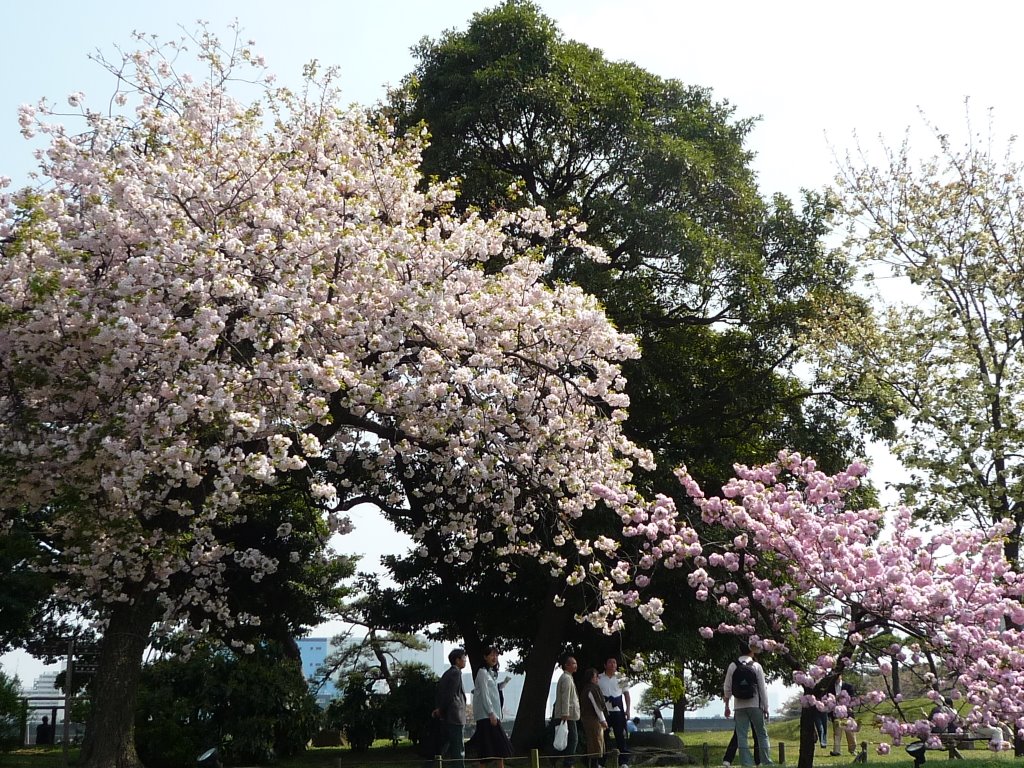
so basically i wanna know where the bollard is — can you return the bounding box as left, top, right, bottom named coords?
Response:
left=778, top=741, right=785, bottom=765
left=436, top=755, right=444, bottom=768
left=531, top=748, right=540, bottom=768
left=702, top=742, right=710, bottom=768
left=608, top=749, right=619, bottom=768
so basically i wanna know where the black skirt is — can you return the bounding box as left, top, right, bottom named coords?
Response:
left=474, top=718, right=513, bottom=759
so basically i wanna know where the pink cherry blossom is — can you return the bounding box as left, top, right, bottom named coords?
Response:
left=674, top=450, right=1024, bottom=750
left=0, top=30, right=657, bottom=649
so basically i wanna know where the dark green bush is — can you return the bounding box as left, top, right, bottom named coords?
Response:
left=135, top=640, right=321, bottom=766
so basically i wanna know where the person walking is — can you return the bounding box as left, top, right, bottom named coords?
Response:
left=598, top=657, right=631, bottom=768
left=552, top=654, right=581, bottom=768
left=814, top=708, right=828, bottom=749
left=473, top=646, right=513, bottom=768
left=723, top=642, right=772, bottom=768
left=722, top=725, right=760, bottom=767
left=829, top=675, right=857, bottom=756
left=579, top=667, right=608, bottom=768
left=434, top=647, right=469, bottom=768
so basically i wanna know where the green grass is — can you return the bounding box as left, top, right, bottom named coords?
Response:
left=672, top=716, right=1019, bottom=768
left=2, top=730, right=1017, bottom=768
left=1, top=745, right=78, bottom=768
left=270, top=724, right=1021, bottom=768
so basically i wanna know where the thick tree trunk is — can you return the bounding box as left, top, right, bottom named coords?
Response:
left=796, top=706, right=818, bottom=768
left=671, top=694, right=686, bottom=733
left=79, top=596, right=157, bottom=768
left=462, top=632, right=486, bottom=680
left=510, top=591, right=571, bottom=754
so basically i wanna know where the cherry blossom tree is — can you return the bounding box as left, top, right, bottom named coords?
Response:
left=822, top=118, right=1024, bottom=569
left=0, top=29, right=670, bottom=768
left=669, top=451, right=1024, bottom=768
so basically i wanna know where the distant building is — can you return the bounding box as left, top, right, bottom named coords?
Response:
left=295, top=637, right=332, bottom=707
left=21, top=671, right=65, bottom=744
left=388, top=637, right=448, bottom=676
left=295, top=637, right=330, bottom=681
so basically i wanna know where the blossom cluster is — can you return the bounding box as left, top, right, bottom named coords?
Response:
left=0, top=32, right=652, bottom=638
left=675, top=450, right=1024, bottom=739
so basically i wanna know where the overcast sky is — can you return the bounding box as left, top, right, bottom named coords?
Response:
left=2, top=0, right=1020, bottom=708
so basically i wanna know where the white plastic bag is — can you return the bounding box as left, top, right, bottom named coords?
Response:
left=553, top=720, right=569, bottom=751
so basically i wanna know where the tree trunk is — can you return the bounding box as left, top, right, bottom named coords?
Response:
left=79, top=595, right=157, bottom=768
left=891, top=655, right=901, bottom=698
left=462, top=632, right=486, bottom=681
left=510, top=591, right=571, bottom=754
left=797, top=706, right=818, bottom=768
left=671, top=694, right=686, bottom=733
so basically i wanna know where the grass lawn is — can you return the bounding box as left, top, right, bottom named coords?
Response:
left=1, top=746, right=79, bottom=768
left=3, top=726, right=1018, bottom=768
left=673, top=717, right=1019, bottom=768
left=270, top=723, right=1020, bottom=768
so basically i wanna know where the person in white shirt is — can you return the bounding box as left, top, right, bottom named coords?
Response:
left=552, top=654, right=581, bottom=767
left=723, top=642, right=772, bottom=768
left=473, top=646, right=513, bottom=768
left=598, top=657, right=631, bottom=767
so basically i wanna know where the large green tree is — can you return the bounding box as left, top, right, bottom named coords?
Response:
left=376, top=0, right=883, bottom=750
left=829, top=119, right=1024, bottom=568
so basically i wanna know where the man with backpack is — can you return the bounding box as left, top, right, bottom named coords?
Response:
left=723, top=642, right=772, bottom=768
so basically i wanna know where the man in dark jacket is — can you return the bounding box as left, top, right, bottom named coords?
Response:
left=433, top=647, right=468, bottom=768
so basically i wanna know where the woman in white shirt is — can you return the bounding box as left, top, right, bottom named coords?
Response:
left=473, top=646, right=513, bottom=768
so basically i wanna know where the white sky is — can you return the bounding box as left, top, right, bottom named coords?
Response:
left=1, top=0, right=1012, bottom=710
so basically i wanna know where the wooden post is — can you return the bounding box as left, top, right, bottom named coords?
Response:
left=531, top=748, right=540, bottom=768
left=778, top=741, right=785, bottom=765
left=702, top=742, right=710, bottom=768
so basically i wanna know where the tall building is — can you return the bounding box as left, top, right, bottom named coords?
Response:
left=295, top=637, right=332, bottom=707
left=295, top=637, right=330, bottom=681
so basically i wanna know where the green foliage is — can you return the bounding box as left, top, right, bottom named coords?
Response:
left=377, top=0, right=887, bottom=710
left=637, top=662, right=708, bottom=716
left=388, top=0, right=879, bottom=512
left=316, top=616, right=427, bottom=690
left=379, top=664, right=436, bottom=747
left=0, top=519, right=53, bottom=654
left=0, top=670, right=27, bottom=751
left=135, top=641, right=320, bottom=767
left=325, top=673, right=380, bottom=752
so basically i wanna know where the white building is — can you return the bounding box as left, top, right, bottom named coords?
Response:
left=21, top=670, right=64, bottom=744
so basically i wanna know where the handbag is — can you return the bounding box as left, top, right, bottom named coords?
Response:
left=553, top=720, right=569, bottom=751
